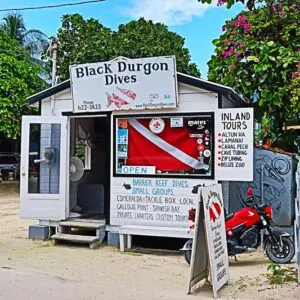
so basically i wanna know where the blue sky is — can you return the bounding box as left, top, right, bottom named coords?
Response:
left=0, top=0, right=243, bottom=78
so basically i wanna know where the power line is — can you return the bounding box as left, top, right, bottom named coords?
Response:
left=0, top=0, right=105, bottom=12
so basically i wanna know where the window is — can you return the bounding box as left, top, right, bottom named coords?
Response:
left=75, top=143, right=91, bottom=170
left=114, top=113, right=214, bottom=178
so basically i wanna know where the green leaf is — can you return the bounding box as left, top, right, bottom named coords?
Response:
left=247, top=56, right=259, bottom=63
left=267, top=41, right=274, bottom=47
left=254, top=64, right=262, bottom=72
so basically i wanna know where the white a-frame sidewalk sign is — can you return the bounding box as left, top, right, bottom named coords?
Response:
left=187, top=184, right=229, bottom=298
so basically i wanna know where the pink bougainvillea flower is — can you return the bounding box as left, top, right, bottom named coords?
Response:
left=277, top=3, right=283, bottom=11
left=236, top=51, right=242, bottom=58
left=291, top=5, right=297, bottom=11
left=292, top=72, right=299, bottom=79
left=244, top=23, right=251, bottom=34
left=217, top=0, right=226, bottom=6
left=228, top=65, right=237, bottom=71
left=235, top=15, right=248, bottom=28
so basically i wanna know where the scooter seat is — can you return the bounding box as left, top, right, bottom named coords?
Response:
left=225, top=212, right=234, bottom=221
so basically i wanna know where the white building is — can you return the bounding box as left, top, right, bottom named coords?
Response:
left=20, top=57, right=252, bottom=249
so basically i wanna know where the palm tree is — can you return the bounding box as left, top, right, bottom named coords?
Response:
left=1, top=12, right=49, bottom=58
left=1, top=12, right=50, bottom=82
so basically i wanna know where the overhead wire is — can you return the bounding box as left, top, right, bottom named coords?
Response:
left=0, top=0, right=105, bottom=12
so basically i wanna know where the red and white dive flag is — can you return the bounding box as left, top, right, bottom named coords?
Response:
left=127, top=119, right=206, bottom=172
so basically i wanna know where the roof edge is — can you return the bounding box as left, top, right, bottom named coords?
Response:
left=27, top=73, right=247, bottom=106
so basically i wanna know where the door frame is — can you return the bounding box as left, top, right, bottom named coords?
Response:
left=20, top=115, right=68, bottom=220
left=67, top=114, right=109, bottom=217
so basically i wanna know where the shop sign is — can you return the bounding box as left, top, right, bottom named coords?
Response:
left=110, top=177, right=216, bottom=227
left=121, top=166, right=156, bottom=175
left=70, top=56, right=177, bottom=113
left=202, top=184, right=229, bottom=297
left=215, top=107, right=254, bottom=181
left=188, top=184, right=229, bottom=298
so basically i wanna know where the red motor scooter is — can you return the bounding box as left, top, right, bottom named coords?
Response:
left=182, top=187, right=295, bottom=264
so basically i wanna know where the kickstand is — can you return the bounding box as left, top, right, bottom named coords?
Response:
left=234, top=255, right=238, bottom=262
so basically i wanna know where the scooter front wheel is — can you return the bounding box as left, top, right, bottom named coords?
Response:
left=265, top=236, right=295, bottom=264
left=182, top=239, right=193, bottom=265
left=184, top=249, right=192, bottom=265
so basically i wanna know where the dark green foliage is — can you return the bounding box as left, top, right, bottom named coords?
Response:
left=205, top=0, right=299, bottom=152
left=0, top=30, right=45, bottom=139
left=57, top=15, right=200, bottom=80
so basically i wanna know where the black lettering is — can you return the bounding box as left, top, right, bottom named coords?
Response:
left=97, top=66, right=104, bottom=74
left=144, top=63, right=151, bottom=75
left=118, top=62, right=126, bottom=72
left=131, top=75, right=137, bottom=82
left=105, top=75, right=113, bottom=85
left=160, top=62, right=169, bottom=71
left=89, top=68, right=96, bottom=76
left=124, top=76, right=130, bottom=83
left=76, top=67, right=84, bottom=78
left=152, top=63, right=159, bottom=71
left=104, top=63, right=112, bottom=73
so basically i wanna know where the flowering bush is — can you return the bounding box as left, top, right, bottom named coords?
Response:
left=205, top=0, right=299, bottom=152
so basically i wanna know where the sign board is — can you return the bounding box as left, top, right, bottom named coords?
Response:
left=187, top=197, right=209, bottom=294
left=110, top=177, right=216, bottom=228
left=188, top=184, right=229, bottom=298
left=121, top=166, right=156, bottom=175
left=70, top=56, right=177, bottom=113
left=215, top=107, right=254, bottom=181
left=202, top=184, right=229, bottom=297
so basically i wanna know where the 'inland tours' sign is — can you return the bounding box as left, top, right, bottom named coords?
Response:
left=215, top=107, right=254, bottom=181
left=70, top=56, right=177, bottom=113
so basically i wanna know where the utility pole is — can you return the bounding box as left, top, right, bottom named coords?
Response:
left=50, top=37, right=58, bottom=86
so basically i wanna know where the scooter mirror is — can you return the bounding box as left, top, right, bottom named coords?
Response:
left=247, top=187, right=254, bottom=197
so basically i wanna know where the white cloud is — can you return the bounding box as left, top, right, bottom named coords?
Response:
left=123, top=0, right=216, bottom=26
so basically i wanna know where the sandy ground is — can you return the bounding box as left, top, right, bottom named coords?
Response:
left=0, top=183, right=299, bottom=300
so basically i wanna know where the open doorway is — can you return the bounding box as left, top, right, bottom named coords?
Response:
left=69, top=116, right=110, bottom=221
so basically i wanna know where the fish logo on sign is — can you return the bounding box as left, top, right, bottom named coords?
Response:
left=209, top=201, right=222, bottom=223
left=106, top=87, right=137, bottom=108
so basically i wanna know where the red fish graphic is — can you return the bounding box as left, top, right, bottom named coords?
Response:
left=117, top=87, right=137, bottom=100
left=106, top=92, right=129, bottom=108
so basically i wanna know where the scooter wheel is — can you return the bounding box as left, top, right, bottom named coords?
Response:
left=265, top=236, right=295, bottom=264
left=184, top=250, right=192, bottom=265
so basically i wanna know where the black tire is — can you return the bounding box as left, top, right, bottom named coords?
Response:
left=265, top=236, right=295, bottom=264
left=184, top=250, right=192, bottom=265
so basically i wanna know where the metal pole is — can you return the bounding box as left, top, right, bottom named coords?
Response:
left=51, top=37, right=58, bottom=87
left=261, top=165, right=264, bottom=205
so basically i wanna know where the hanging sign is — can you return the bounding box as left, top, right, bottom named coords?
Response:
left=215, top=107, right=254, bottom=181
left=70, top=56, right=178, bottom=113
left=188, top=184, right=229, bottom=298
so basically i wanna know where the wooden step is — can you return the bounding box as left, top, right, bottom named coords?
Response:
left=59, top=220, right=105, bottom=229
left=52, top=233, right=98, bottom=243
left=51, top=233, right=102, bottom=249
